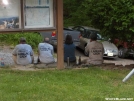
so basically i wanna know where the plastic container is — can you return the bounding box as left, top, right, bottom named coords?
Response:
left=78, top=56, right=81, bottom=65
left=67, top=57, right=70, bottom=66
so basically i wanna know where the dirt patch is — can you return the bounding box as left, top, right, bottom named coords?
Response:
left=1, top=62, right=134, bottom=71
left=97, top=63, right=134, bottom=70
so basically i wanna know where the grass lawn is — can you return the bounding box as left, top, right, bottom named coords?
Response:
left=0, top=67, right=134, bottom=101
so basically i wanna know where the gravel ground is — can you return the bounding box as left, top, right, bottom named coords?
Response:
left=0, top=46, right=40, bottom=67
left=0, top=46, right=14, bottom=66
left=0, top=45, right=56, bottom=70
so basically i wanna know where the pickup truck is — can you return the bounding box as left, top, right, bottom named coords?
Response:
left=39, top=28, right=81, bottom=49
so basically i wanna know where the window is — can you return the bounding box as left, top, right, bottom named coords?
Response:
left=79, top=27, right=85, bottom=33
left=0, top=0, right=55, bottom=31
left=24, top=0, right=54, bottom=28
left=0, top=0, right=21, bottom=30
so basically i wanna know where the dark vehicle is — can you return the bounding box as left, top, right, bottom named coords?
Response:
left=114, top=39, right=134, bottom=58
left=39, top=28, right=81, bottom=48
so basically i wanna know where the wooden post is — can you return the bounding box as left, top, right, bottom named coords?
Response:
left=57, top=0, right=64, bottom=69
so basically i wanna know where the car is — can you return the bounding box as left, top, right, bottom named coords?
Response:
left=71, top=26, right=118, bottom=58
left=39, top=28, right=81, bottom=49
left=114, top=39, right=134, bottom=58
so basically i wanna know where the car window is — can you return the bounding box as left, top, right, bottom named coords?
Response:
left=90, top=30, right=102, bottom=40
left=82, top=29, right=91, bottom=38
left=79, top=27, right=85, bottom=33
left=86, top=29, right=92, bottom=34
left=83, top=33, right=90, bottom=38
left=73, top=27, right=79, bottom=30
left=97, top=34, right=102, bottom=40
left=83, top=30, right=102, bottom=40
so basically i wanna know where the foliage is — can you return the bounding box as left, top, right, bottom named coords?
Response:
left=0, top=32, right=43, bottom=49
left=64, top=0, right=92, bottom=27
left=0, top=67, right=134, bottom=101
left=86, top=0, right=134, bottom=40
left=63, top=0, right=134, bottom=41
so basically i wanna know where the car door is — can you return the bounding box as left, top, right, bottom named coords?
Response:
left=72, top=26, right=88, bottom=49
left=76, top=27, right=87, bottom=49
left=79, top=29, right=93, bottom=49
left=73, top=26, right=85, bottom=35
left=78, top=34, right=88, bottom=49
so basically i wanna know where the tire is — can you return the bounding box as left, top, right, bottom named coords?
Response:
left=118, top=48, right=126, bottom=58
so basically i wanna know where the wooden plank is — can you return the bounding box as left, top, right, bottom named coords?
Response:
left=57, top=0, right=64, bottom=69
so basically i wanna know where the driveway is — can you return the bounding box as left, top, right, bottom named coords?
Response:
left=74, top=47, right=134, bottom=66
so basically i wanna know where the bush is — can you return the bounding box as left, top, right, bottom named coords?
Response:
left=0, top=32, right=43, bottom=49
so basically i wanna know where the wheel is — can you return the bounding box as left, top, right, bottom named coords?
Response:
left=118, top=48, right=126, bottom=58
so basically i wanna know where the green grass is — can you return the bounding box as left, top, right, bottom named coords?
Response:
left=0, top=67, right=134, bottom=101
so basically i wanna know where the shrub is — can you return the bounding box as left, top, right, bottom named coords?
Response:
left=0, top=32, right=43, bottom=49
